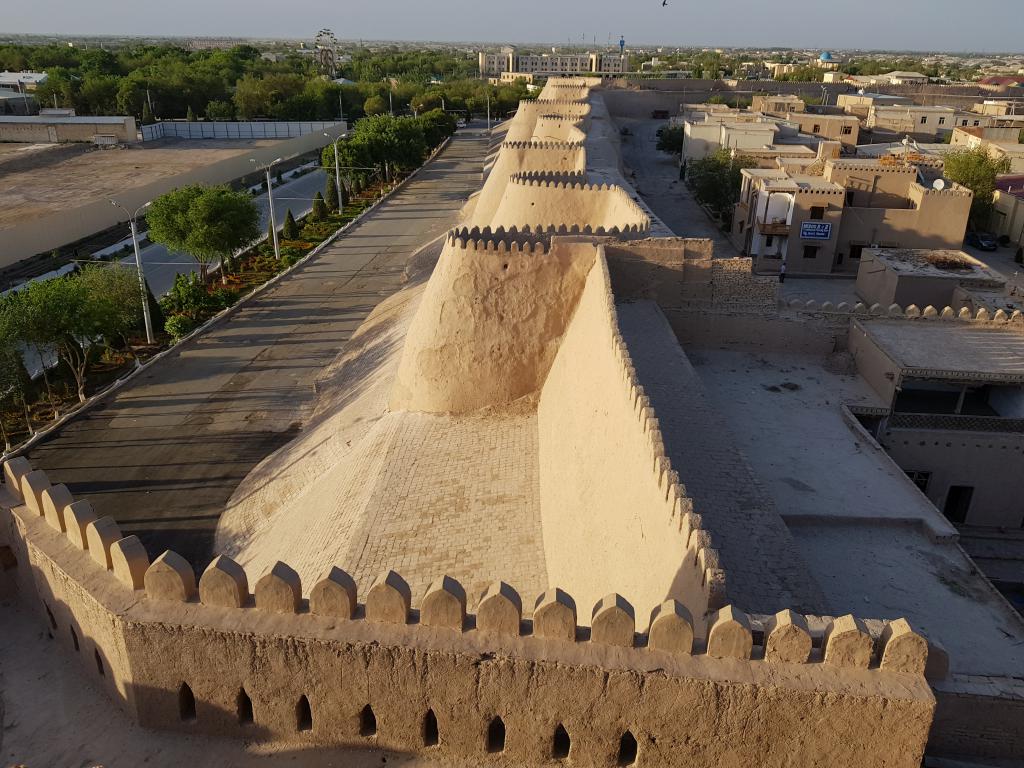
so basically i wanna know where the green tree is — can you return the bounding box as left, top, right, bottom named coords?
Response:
left=943, top=146, right=1012, bottom=227
left=363, top=94, right=388, bottom=116
left=147, top=185, right=260, bottom=283
left=186, top=105, right=197, bottom=122
left=76, top=265, right=145, bottom=363
left=311, top=192, right=327, bottom=221
left=657, top=126, right=685, bottom=155
left=141, top=100, right=155, bottom=125
left=417, top=108, right=456, bottom=148
left=282, top=209, right=300, bottom=239
left=16, top=276, right=94, bottom=403
left=324, top=178, right=339, bottom=212
left=205, top=99, right=234, bottom=120
left=687, top=149, right=760, bottom=219
left=0, top=302, right=34, bottom=444
left=8, top=280, right=64, bottom=416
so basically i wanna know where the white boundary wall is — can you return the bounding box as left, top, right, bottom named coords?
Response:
left=141, top=120, right=342, bottom=142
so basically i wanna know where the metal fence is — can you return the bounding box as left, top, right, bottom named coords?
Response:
left=889, top=413, right=1024, bottom=434
left=141, top=120, right=341, bottom=142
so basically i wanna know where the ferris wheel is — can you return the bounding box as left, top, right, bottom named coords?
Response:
left=315, top=28, right=339, bottom=78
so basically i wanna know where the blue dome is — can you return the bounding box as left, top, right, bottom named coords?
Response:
left=819, top=51, right=834, bottom=61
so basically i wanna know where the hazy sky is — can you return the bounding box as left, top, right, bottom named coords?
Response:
left=6, top=0, right=1023, bottom=53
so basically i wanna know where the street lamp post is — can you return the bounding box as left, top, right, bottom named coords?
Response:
left=250, top=157, right=283, bottom=260
left=323, top=131, right=349, bottom=209
left=109, top=199, right=155, bottom=345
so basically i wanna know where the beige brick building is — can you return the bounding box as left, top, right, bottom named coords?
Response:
left=733, top=158, right=972, bottom=275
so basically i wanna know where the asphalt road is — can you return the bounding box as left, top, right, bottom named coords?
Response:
left=28, top=129, right=489, bottom=568
left=119, top=168, right=328, bottom=297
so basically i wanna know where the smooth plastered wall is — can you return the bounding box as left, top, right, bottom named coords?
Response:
left=537, top=251, right=710, bottom=627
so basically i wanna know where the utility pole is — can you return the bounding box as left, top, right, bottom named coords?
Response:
left=250, top=157, right=283, bottom=260
left=109, top=200, right=155, bottom=345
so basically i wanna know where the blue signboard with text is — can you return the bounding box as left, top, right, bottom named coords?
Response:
left=800, top=221, right=832, bottom=240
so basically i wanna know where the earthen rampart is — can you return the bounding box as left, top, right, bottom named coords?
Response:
left=1, top=459, right=935, bottom=766
left=537, top=250, right=723, bottom=626
left=388, top=236, right=596, bottom=413
left=489, top=176, right=650, bottom=234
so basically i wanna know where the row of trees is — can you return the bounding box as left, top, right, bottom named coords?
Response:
left=0, top=42, right=533, bottom=125
left=0, top=266, right=149, bottom=443
left=322, top=110, right=457, bottom=188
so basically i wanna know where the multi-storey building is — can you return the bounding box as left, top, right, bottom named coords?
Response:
left=478, top=47, right=628, bottom=78
left=733, top=157, right=973, bottom=275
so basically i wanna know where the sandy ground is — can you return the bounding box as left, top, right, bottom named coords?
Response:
left=0, top=138, right=281, bottom=228
left=0, top=598, right=443, bottom=768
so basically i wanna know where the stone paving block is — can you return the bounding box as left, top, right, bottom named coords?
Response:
left=647, top=599, right=693, bottom=655
left=764, top=609, right=812, bottom=664
left=590, top=593, right=635, bottom=647
left=421, top=575, right=466, bottom=631
left=707, top=605, right=753, bottom=660
left=20, top=470, right=51, bottom=516
left=3, top=457, right=32, bottom=501
left=879, top=618, right=928, bottom=675
left=145, top=551, right=197, bottom=602
left=366, top=570, right=411, bottom=624
left=41, top=484, right=74, bottom=533
left=64, top=501, right=97, bottom=550
left=111, top=536, right=149, bottom=590
left=824, top=614, right=872, bottom=669
left=255, top=561, right=302, bottom=614
left=476, top=580, right=522, bottom=635
left=86, top=517, right=122, bottom=570
left=199, top=555, right=249, bottom=608
left=309, top=566, right=358, bottom=619
left=533, top=588, right=576, bottom=641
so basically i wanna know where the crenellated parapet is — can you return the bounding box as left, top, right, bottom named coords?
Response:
left=444, top=226, right=552, bottom=252
left=500, top=139, right=585, bottom=151
left=488, top=175, right=650, bottom=235
left=445, top=223, right=649, bottom=251
left=780, top=298, right=1024, bottom=325
left=2, top=459, right=930, bottom=677
left=508, top=170, right=588, bottom=186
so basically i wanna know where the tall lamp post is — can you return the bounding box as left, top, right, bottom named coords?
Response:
left=323, top=131, right=349, bottom=208
left=109, top=199, right=155, bottom=345
left=250, top=156, right=283, bottom=260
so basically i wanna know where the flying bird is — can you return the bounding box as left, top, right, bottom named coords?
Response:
left=662, top=0, right=668, bottom=5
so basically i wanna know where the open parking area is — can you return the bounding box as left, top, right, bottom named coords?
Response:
left=0, top=137, right=282, bottom=229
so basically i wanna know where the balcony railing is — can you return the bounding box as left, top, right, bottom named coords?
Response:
left=758, top=220, right=790, bottom=236
left=888, top=413, right=1024, bottom=434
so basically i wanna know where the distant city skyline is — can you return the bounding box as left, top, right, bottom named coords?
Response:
left=5, top=0, right=1023, bottom=54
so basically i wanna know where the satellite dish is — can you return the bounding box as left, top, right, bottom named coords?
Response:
left=933, top=178, right=947, bottom=191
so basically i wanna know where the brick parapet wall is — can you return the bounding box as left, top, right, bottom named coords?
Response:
left=1, top=466, right=937, bottom=765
